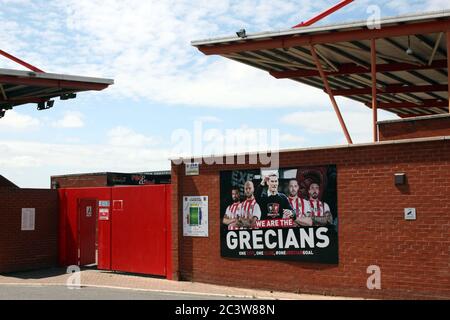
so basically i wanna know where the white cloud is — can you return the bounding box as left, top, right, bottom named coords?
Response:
left=281, top=111, right=346, bottom=134
left=52, top=111, right=84, bottom=128
left=132, top=60, right=329, bottom=109
left=0, top=139, right=171, bottom=188
left=280, top=106, right=398, bottom=143
left=425, top=0, right=450, bottom=10
left=0, top=1, right=331, bottom=109
left=279, top=133, right=306, bottom=145
left=196, top=116, right=223, bottom=123
left=0, top=110, right=40, bottom=130
left=107, top=126, right=161, bottom=148
left=2, top=1, right=449, bottom=110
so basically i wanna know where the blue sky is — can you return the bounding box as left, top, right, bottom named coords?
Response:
left=0, top=0, right=449, bottom=188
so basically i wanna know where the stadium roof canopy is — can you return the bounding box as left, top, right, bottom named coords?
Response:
left=0, top=51, right=113, bottom=117
left=0, top=69, right=113, bottom=109
left=192, top=10, right=450, bottom=143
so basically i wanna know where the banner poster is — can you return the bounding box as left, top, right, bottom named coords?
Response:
left=183, top=196, right=209, bottom=237
left=220, top=166, right=338, bottom=264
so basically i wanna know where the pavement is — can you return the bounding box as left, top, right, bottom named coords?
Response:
left=0, top=268, right=359, bottom=300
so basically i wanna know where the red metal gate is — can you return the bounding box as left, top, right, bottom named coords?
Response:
left=59, top=185, right=172, bottom=278
left=110, top=187, right=167, bottom=276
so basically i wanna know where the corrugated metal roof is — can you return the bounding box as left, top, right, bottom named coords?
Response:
left=192, top=10, right=450, bottom=46
left=193, top=10, right=450, bottom=118
left=0, top=68, right=114, bottom=84
left=0, top=68, right=114, bottom=112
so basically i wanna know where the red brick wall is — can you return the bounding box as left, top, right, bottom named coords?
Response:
left=51, top=174, right=107, bottom=188
left=379, top=115, right=450, bottom=141
left=171, top=139, right=450, bottom=299
left=0, top=188, right=59, bottom=273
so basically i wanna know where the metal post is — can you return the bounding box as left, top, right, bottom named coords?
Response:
left=293, top=0, right=354, bottom=28
left=371, top=39, right=378, bottom=142
left=0, top=50, right=44, bottom=73
left=447, top=31, right=450, bottom=113
left=310, top=44, right=353, bottom=144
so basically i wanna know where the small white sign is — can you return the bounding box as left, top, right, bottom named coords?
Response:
left=183, top=196, right=208, bottom=237
left=21, top=208, right=35, bottom=231
left=99, top=208, right=110, bottom=221
left=86, top=206, right=93, bottom=217
left=405, top=208, right=416, bottom=221
left=186, top=163, right=200, bottom=176
left=99, top=200, right=110, bottom=207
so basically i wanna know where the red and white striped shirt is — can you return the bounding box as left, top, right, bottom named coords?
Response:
left=239, top=198, right=261, bottom=220
left=226, top=202, right=241, bottom=219
left=288, top=196, right=308, bottom=218
left=225, top=202, right=241, bottom=230
left=309, top=199, right=330, bottom=217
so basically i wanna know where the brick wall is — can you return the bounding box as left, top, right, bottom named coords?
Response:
left=51, top=174, right=107, bottom=188
left=171, top=138, right=450, bottom=299
left=0, top=188, right=59, bottom=273
left=378, top=114, right=450, bottom=141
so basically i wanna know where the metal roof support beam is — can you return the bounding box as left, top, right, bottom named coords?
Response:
left=0, top=84, right=7, bottom=100
left=428, top=32, right=443, bottom=65
left=332, top=84, right=448, bottom=96
left=310, top=44, right=353, bottom=144
left=371, top=39, right=378, bottom=142
left=0, top=97, right=48, bottom=107
left=368, top=100, right=449, bottom=109
left=293, top=0, right=354, bottom=28
left=383, top=37, right=448, bottom=79
left=270, top=59, right=448, bottom=79
left=348, top=40, right=441, bottom=103
left=0, top=50, right=44, bottom=73
left=447, top=31, right=450, bottom=113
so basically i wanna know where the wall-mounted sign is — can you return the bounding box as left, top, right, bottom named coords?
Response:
left=404, top=208, right=416, bottom=220
left=220, top=166, right=338, bottom=264
left=107, top=172, right=171, bottom=186
left=21, top=208, right=35, bottom=231
left=183, top=196, right=208, bottom=237
left=99, top=208, right=110, bottom=221
left=99, top=200, right=110, bottom=207
left=86, top=206, right=93, bottom=217
left=113, top=200, right=124, bottom=211
left=186, top=163, right=200, bottom=176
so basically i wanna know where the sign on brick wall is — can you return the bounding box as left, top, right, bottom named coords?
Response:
left=183, top=196, right=209, bottom=237
left=21, top=208, right=35, bottom=231
left=220, top=166, right=338, bottom=264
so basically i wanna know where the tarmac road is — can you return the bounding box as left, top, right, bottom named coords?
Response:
left=0, top=285, right=248, bottom=300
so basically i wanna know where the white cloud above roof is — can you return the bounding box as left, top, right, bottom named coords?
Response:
left=0, top=110, right=40, bottom=130
left=52, top=111, right=84, bottom=128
